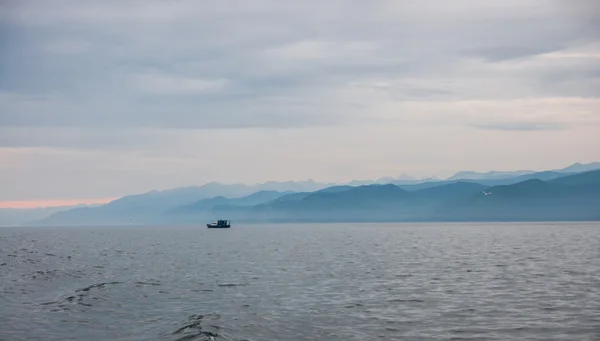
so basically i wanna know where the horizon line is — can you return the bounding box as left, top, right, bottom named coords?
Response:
left=2, top=161, right=598, bottom=209
left=0, top=197, right=117, bottom=209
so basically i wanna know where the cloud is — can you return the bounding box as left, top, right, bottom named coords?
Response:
left=366, top=97, right=600, bottom=128
left=43, top=39, right=91, bottom=54
left=1, top=0, right=600, bottom=200
left=462, top=46, right=562, bottom=62
left=262, top=40, right=379, bottom=64
left=0, top=126, right=174, bottom=149
left=0, top=90, right=350, bottom=130
left=471, top=123, right=566, bottom=131
left=132, top=73, right=229, bottom=95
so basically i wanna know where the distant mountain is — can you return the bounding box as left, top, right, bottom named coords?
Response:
left=391, top=171, right=569, bottom=191
left=30, top=179, right=335, bottom=226
left=298, top=184, right=409, bottom=209
left=220, top=170, right=600, bottom=223
left=472, top=171, right=574, bottom=186
left=549, top=169, right=600, bottom=186
left=411, top=182, right=487, bottom=201
left=316, top=185, right=355, bottom=193
left=479, top=179, right=561, bottom=198
left=33, top=190, right=293, bottom=226
left=554, top=162, right=600, bottom=174
left=27, top=166, right=600, bottom=226
left=446, top=170, right=534, bottom=181
left=463, top=166, right=598, bottom=187
left=0, top=205, right=83, bottom=226
left=346, top=180, right=375, bottom=186
left=393, top=178, right=449, bottom=190
left=378, top=173, right=417, bottom=182
left=445, top=162, right=600, bottom=181
left=173, top=190, right=291, bottom=213
left=438, top=172, right=600, bottom=221
left=252, top=180, right=334, bottom=192
left=245, top=184, right=412, bottom=222
left=347, top=173, right=418, bottom=186
left=375, top=177, right=396, bottom=184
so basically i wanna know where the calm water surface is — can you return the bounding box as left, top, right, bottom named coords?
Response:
left=1, top=223, right=599, bottom=340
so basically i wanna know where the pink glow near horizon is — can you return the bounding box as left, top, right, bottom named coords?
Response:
left=0, top=197, right=116, bottom=209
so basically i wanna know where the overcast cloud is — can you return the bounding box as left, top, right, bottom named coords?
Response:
left=1, top=0, right=599, bottom=201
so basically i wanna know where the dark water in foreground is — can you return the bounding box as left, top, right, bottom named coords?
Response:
left=1, top=223, right=599, bottom=341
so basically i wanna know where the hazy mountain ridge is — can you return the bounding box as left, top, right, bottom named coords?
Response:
left=32, top=190, right=294, bottom=226
left=556, top=162, right=600, bottom=174
left=241, top=170, right=600, bottom=222
left=435, top=174, right=600, bottom=222
left=445, top=162, right=600, bottom=181
left=174, top=190, right=293, bottom=212
left=0, top=206, right=88, bottom=226
left=25, top=181, right=331, bottom=226
left=446, top=170, right=534, bottom=181
left=348, top=173, right=418, bottom=186
left=21, top=162, right=600, bottom=226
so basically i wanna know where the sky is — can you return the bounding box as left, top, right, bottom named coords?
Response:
left=1, top=0, right=599, bottom=206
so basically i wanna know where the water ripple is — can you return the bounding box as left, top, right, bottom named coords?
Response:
left=1, top=223, right=599, bottom=340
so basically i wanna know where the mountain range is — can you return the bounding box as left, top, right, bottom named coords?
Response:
left=0, top=205, right=89, bottom=227
left=24, top=162, right=600, bottom=226
left=444, top=162, right=600, bottom=181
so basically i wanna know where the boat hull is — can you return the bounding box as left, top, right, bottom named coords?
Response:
left=206, top=224, right=231, bottom=228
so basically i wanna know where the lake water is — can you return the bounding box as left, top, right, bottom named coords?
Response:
left=1, top=223, right=599, bottom=340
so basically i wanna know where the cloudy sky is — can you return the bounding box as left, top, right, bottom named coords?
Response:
left=1, top=0, right=599, bottom=206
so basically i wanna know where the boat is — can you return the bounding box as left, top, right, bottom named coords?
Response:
left=207, top=220, right=231, bottom=228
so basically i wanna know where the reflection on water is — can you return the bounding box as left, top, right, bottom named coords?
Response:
left=1, top=223, right=599, bottom=340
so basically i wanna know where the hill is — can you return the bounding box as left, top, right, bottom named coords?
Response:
left=434, top=174, right=600, bottom=221
left=549, top=169, right=600, bottom=186
left=229, top=171, right=600, bottom=222
left=555, top=162, right=600, bottom=174
left=446, top=170, right=533, bottom=181
left=33, top=190, right=294, bottom=226
left=0, top=206, right=85, bottom=226
left=241, top=183, right=487, bottom=222
left=28, top=166, right=600, bottom=226
left=174, top=190, right=291, bottom=213
left=445, top=162, right=600, bottom=182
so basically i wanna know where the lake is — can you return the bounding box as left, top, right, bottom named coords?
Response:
left=1, top=222, right=599, bottom=340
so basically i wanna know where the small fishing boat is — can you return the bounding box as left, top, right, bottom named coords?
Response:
left=207, top=220, right=231, bottom=228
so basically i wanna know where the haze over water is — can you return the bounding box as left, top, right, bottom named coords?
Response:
left=1, top=222, right=599, bottom=340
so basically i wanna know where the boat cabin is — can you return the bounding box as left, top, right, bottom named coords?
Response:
left=207, top=220, right=231, bottom=228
